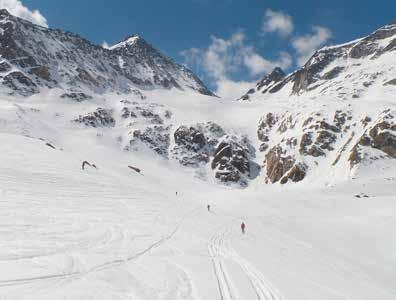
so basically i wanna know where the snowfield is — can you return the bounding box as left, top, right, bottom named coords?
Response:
left=0, top=89, right=395, bottom=300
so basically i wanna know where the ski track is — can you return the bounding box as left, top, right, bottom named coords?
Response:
left=208, top=227, right=282, bottom=300
left=0, top=206, right=200, bottom=289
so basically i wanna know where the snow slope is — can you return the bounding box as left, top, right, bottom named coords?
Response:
left=0, top=88, right=395, bottom=299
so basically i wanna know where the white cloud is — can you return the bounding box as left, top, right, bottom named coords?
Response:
left=243, top=50, right=292, bottom=76
left=215, top=79, right=256, bottom=99
left=262, top=9, right=294, bottom=36
left=292, top=26, right=332, bottom=66
left=181, top=31, right=292, bottom=99
left=182, top=32, right=291, bottom=79
left=0, top=0, right=47, bottom=27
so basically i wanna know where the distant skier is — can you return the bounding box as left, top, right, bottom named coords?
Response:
left=241, top=222, right=246, bottom=234
left=176, top=191, right=178, bottom=196
left=207, top=205, right=210, bottom=212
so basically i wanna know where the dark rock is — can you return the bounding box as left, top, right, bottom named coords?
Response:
left=257, top=67, right=285, bottom=90
left=211, top=137, right=253, bottom=186
left=61, top=92, right=93, bottom=102
left=129, top=125, right=170, bottom=157
left=2, top=71, right=39, bottom=95
left=239, top=68, right=285, bottom=100
left=349, top=112, right=396, bottom=168
left=384, top=79, right=396, bottom=86
left=280, top=163, right=307, bottom=184
left=172, top=122, right=225, bottom=167
left=0, top=61, right=11, bottom=72
left=300, top=132, right=313, bottom=154
left=258, top=113, right=278, bottom=141
left=322, top=66, right=345, bottom=80
left=265, top=146, right=295, bottom=183
left=29, top=66, right=52, bottom=81
left=74, top=108, right=115, bottom=128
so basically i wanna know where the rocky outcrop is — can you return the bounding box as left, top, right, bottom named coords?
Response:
left=2, top=71, right=39, bottom=96
left=170, top=122, right=256, bottom=186
left=280, top=163, right=307, bottom=184
left=172, top=122, right=225, bottom=167
left=211, top=136, right=255, bottom=187
left=128, top=125, right=171, bottom=157
left=257, top=113, right=278, bottom=151
left=349, top=111, right=396, bottom=167
left=257, top=109, right=357, bottom=184
left=61, top=92, right=93, bottom=102
left=73, top=108, right=115, bottom=128
left=265, top=146, right=295, bottom=184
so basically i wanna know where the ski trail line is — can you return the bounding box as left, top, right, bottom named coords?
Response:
left=208, top=232, right=237, bottom=300
left=0, top=206, right=201, bottom=288
left=208, top=227, right=283, bottom=300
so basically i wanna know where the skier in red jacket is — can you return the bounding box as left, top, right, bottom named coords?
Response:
left=241, top=222, right=246, bottom=234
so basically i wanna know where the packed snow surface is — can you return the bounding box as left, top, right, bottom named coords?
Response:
left=0, top=89, right=395, bottom=300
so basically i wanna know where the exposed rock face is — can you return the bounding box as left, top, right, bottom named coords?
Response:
left=280, top=163, right=307, bottom=184
left=265, top=146, right=295, bottom=184
left=257, top=109, right=358, bottom=184
left=2, top=71, right=39, bottom=96
left=170, top=122, right=256, bottom=186
left=211, top=136, right=255, bottom=187
left=254, top=106, right=396, bottom=184
left=350, top=24, right=396, bottom=59
left=172, top=122, right=225, bottom=167
left=61, top=92, right=93, bottom=102
left=0, top=9, right=213, bottom=96
left=73, top=108, right=115, bottom=128
left=120, top=101, right=165, bottom=125
left=128, top=125, right=171, bottom=157
left=0, top=61, right=12, bottom=72
left=257, top=113, right=278, bottom=151
left=349, top=111, right=396, bottom=167
left=116, top=99, right=172, bottom=157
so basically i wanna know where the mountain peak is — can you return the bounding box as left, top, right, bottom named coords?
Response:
left=238, top=67, right=286, bottom=101
left=0, top=16, right=214, bottom=96
left=109, top=34, right=143, bottom=50
left=268, top=67, right=285, bottom=78
left=255, top=67, right=286, bottom=90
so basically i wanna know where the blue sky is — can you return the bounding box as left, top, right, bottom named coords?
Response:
left=4, top=0, right=396, bottom=96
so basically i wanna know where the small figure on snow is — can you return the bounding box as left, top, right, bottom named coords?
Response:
left=207, top=205, right=211, bottom=212
left=241, top=222, right=246, bottom=234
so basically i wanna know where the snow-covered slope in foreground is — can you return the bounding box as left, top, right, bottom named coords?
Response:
left=0, top=89, right=395, bottom=300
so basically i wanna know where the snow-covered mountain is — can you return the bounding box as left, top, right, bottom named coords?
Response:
left=0, top=9, right=395, bottom=188
left=0, top=10, right=395, bottom=300
left=240, top=22, right=396, bottom=100
left=237, top=22, right=396, bottom=185
left=0, top=9, right=213, bottom=96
